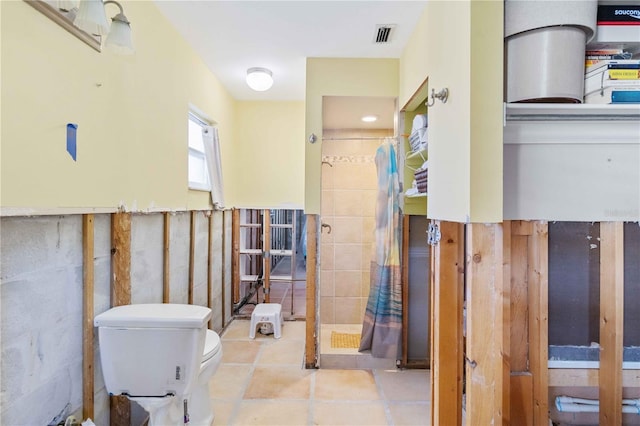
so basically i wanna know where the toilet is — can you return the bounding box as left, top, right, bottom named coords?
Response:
left=94, top=303, right=223, bottom=426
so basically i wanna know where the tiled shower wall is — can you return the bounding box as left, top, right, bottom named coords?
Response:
left=320, top=129, right=394, bottom=324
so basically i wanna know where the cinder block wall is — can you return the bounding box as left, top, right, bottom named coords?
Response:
left=0, top=211, right=231, bottom=425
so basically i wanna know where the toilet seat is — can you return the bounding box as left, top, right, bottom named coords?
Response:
left=202, top=330, right=221, bottom=363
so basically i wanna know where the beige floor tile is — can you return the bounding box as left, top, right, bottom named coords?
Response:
left=222, top=320, right=251, bottom=340
left=314, top=369, right=380, bottom=400
left=211, top=400, right=236, bottom=426
left=244, top=366, right=312, bottom=399
left=232, top=400, right=309, bottom=425
left=280, top=320, right=306, bottom=340
left=387, top=403, right=431, bottom=426
left=221, top=340, right=262, bottom=364
left=257, top=340, right=304, bottom=365
left=375, top=369, right=430, bottom=401
left=313, top=401, right=387, bottom=426
left=209, top=364, right=252, bottom=400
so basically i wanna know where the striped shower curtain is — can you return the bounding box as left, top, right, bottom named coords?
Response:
left=359, top=139, right=402, bottom=359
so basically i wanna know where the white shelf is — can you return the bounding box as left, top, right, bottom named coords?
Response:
left=240, top=249, right=262, bottom=255
left=240, top=274, right=260, bottom=282
left=505, top=103, right=640, bottom=122
left=406, top=147, right=428, bottom=163
left=405, top=193, right=427, bottom=199
left=270, top=274, right=294, bottom=281
left=270, top=249, right=292, bottom=256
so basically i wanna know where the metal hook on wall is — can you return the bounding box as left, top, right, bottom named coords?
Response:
left=426, top=88, right=449, bottom=107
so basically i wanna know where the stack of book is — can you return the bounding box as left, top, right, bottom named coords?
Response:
left=584, top=59, right=640, bottom=104
left=585, top=48, right=632, bottom=68
left=413, top=161, right=428, bottom=195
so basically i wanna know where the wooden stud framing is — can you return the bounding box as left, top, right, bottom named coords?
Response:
left=232, top=209, right=240, bottom=304
left=111, top=213, right=132, bottom=306
left=110, top=212, right=131, bottom=425
left=163, top=212, right=170, bottom=303
left=508, top=221, right=534, bottom=426
left=527, top=222, right=548, bottom=426
left=222, top=210, right=228, bottom=327
left=401, top=215, right=410, bottom=367
left=510, top=222, right=530, bottom=372
left=502, top=222, right=512, bottom=425
left=465, top=223, right=504, bottom=426
left=82, top=214, right=94, bottom=420
left=263, top=209, right=271, bottom=303
left=430, top=221, right=464, bottom=426
left=188, top=211, right=196, bottom=305
left=599, top=222, right=624, bottom=425
left=305, top=214, right=318, bottom=368
left=510, top=373, right=533, bottom=426
left=549, top=368, right=640, bottom=388
left=207, top=212, right=214, bottom=329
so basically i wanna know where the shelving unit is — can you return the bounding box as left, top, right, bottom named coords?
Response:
left=400, top=80, right=429, bottom=216
left=233, top=209, right=305, bottom=316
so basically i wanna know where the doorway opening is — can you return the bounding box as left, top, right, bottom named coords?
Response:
left=317, top=95, right=398, bottom=368
left=232, top=208, right=307, bottom=320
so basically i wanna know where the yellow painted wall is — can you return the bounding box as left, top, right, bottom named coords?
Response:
left=399, top=8, right=429, bottom=110
left=469, top=1, right=503, bottom=223
left=305, top=58, right=399, bottom=214
left=399, top=0, right=503, bottom=223
left=1, top=1, right=236, bottom=214
left=232, top=101, right=305, bottom=209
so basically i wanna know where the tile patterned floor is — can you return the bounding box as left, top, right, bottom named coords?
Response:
left=210, top=319, right=431, bottom=425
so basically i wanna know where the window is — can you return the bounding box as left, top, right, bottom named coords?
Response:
left=188, top=113, right=211, bottom=191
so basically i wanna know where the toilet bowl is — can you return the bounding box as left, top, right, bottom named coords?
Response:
left=94, top=304, right=223, bottom=426
left=188, top=329, right=223, bottom=426
left=133, top=330, right=223, bottom=426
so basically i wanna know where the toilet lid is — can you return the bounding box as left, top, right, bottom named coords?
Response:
left=202, top=330, right=221, bottom=362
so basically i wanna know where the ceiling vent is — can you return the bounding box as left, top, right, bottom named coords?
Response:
left=374, top=24, right=396, bottom=44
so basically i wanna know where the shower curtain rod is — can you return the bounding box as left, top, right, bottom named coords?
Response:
left=321, top=136, right=399, bottom=141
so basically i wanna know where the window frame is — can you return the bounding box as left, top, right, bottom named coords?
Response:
left=188, top=112, right=212, bottom=192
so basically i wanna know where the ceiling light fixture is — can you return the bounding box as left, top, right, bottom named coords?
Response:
left=361, top=115, right=378, bottom=123
left=74, top=0, right=134, bottom=54
left=246, top=67, right=274, bottom=92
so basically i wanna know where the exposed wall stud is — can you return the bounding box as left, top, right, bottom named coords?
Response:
left=305, top=214, right=318, bottom=368
left=502, top=221, right=512, bottom=424
left=189, top=211, right=196, bottom=305
left=430, top=221, right=464, bottom=425
left=82, top=214, right=94, bottom=420
left=110, top=212, right=132, bottom=425
left=599, top=222, right=624, bottom=425
left=465, top=223, right=504, bottom=425
left=208, top=212, right=214, bottom=329
left=263, top=209, right=271, bottom=303
left=163, top=212, right=170, bottom=303
left=528, top=222, right=548, bottom=425
left=232, top=209, right=240, bottom=304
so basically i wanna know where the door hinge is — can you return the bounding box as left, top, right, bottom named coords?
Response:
left=427, top=221, right=441, bottom=246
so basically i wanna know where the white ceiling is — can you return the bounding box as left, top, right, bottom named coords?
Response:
left=154, top=1, right=426, bottom=129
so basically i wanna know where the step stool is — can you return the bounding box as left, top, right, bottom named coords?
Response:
left=249, top=303, right=283, bottom=339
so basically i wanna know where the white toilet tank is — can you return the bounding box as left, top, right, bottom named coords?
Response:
left=94, top=304, right=212, bottom=398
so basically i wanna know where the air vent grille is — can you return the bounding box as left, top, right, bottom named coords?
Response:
left=374, top=24, right=396, bottom=44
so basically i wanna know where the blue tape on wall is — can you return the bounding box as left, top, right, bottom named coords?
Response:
left=66, top=123, right=77, bottom=161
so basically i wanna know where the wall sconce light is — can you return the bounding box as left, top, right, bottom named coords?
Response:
left=426, top=88, right=449, bottom=107
left=74, top=0, right=134, bottom=54
left=246, top=67, right=274, bottom=92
